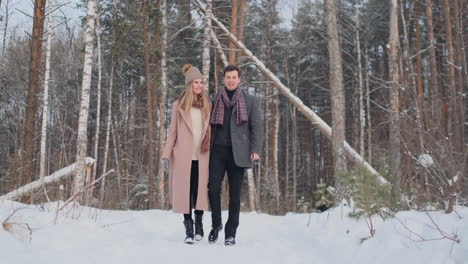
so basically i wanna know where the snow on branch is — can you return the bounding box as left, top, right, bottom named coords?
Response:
left=0, top=157, right=96, bottom=201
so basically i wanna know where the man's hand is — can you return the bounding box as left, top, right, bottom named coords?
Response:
left=251, top=153, right=260, bottom=161
left=162, top=158, right=169, bottom=172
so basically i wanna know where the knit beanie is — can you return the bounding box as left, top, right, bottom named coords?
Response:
left=183, top=64, right=203, bottom=86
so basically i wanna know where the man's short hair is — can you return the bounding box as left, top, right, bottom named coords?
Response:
left=223, top=65, right=241, bottom=78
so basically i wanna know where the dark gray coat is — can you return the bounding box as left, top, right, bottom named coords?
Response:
left=211, top=88, right=264, bottom=168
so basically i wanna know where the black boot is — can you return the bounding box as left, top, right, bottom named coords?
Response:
left=208, top=224, right=223, bottom=244
left=225, top=236, right=236, bottom=246
left=183, top=219, right=194, bottom=244
left=194, top=214, right=204, bottom=241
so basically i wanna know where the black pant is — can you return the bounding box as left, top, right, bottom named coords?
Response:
left=208, top=145, right=245, bottom=238
left=184, top=161, right=204, bottom=221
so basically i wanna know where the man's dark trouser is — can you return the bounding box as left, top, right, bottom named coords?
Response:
left=209, top=145, right=245, bottom=238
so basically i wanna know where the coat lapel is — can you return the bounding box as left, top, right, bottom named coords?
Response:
left=178, top=107, right=193, bottom=133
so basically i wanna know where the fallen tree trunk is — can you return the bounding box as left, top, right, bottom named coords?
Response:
left=194, top=0, right=388, bottom=185
left=0, top=157, right=96, bottom=201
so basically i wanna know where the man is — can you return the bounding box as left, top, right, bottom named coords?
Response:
left=208, top=65, right=263, bottom=246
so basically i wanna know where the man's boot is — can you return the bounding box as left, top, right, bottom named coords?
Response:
left=194, top=214, right=204, bottom=241
left=183, top=219, right=194, bottom=244
left=208, top=224, right=223, bottom=244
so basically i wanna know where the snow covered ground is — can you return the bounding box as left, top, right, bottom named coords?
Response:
left=1, top=200, right=467, bottom=264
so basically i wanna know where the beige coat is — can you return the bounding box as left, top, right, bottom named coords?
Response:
left=162, top=101, right=210, bottom=213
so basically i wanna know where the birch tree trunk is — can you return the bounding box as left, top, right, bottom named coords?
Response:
left=324, top=0, right=347, bottom=175
left=39, top=0, right=53, bottom=201
left=21, top=0, right=46, bottom=186
left=354, top=8, right=364, bottom=157
left=389, top=0, right=402, bottom=202
left=142, top=0, right=156, bottom=208
left=157, top=0, right=168, bottom=209
left=364, top=45, right=372, bottom=163
left=202, top=0, right=212, bottom=92
left=73, top=0, right=96, bottom=200
left=88, top=1, right=102, bottom=204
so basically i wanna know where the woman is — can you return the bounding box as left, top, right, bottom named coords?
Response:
left=161, top=64, right=211, bottom=244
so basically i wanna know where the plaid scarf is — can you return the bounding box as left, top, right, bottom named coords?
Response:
left=210, top=87, right=248, bottom=126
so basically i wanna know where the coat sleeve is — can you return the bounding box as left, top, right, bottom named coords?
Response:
left=161, top=101, right=178, bottom=160
left=249, top=96, right=264, bottom=155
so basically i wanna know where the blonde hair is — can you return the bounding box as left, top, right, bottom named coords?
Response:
left=177, top=82, right=211, bottom=119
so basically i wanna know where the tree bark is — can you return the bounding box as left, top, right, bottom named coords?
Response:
left=414, top=0, right=425, bottom=127
left=324, top=0, right=347, bottom=175
left=228, top=0, right=238, bottom=65
left=425, top=0, right=442, bottom=135
left=443, top=0, right=464, bottom=213
left=88, top=0, right=103, bottom=204
left=21, top=0, right=46, bottom=186
left=157, top=0, right=168, bottom=209
left=389, top=0, right=402, bottom=202
left=100, top=67, right=113, bottom=205
left=73, top=0, right=96, bottom=201
left=354, top=8, right=365, bottom=157
left=142, top=0, right=156, bottom=209
left=202, top=0, right=212, bottom=92
left=38, top=0, right=54, bottom=202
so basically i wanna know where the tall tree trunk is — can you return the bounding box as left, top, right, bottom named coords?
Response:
left=88, top=1, right=102, bottom=204
left=324, top=0, right=347, bottom=176
left=355, top=8, right=365, bottom=156
left=414, top=0, right=425, bottom=127
left=425, top=0, right=442, bottom=135
left=73, top=0, right=96, bottom=200
left=364, top=44, right=372, bottom=163
left=443, top=0, right=463, bottom=213
left=21, top=0, right=46, bottom=187
left=228, top=0, right=238, bottom=64
left=142, top=0, right=156, bottom=208
left=389, top=0, right=402, bottom=203
left=400, top=0, right=425, bottom=153
left=1, top=0, right=9, bottom=55
left=157, top=0, right=168, bottom=209
left=38, top=0, right=53, bottom=202
left=452, top=0, right=465, bottom=153
left=443, top=0, right=458, bottom=145
left=100, top=67, right=113, bottom=205
left=291, top=107, right=297, bottom=211
left=202, top=0, right=212, bottom=92
left=271, top=94, right=280, bottom=212
left=38, top=1, right=52, bottom=171
left=238, top=0, right=246, bottom=44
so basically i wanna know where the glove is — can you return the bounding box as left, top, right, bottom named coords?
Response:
left=162, top=158, right=169, bottom=172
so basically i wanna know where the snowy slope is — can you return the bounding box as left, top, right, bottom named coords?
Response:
left=0, top=200, right=467, bottom=264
